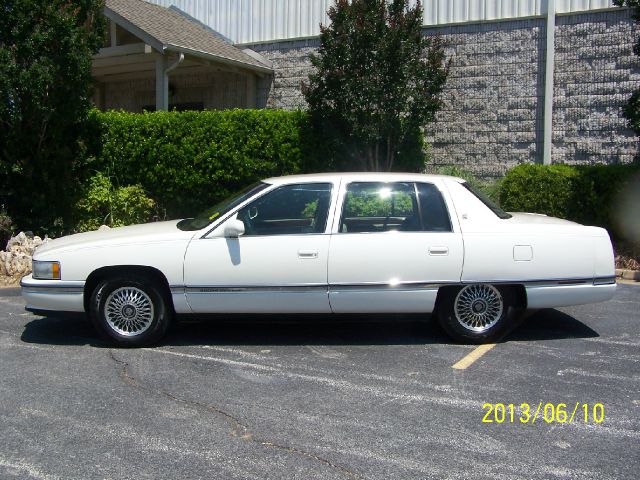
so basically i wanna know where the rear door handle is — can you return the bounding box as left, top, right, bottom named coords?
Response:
left=428, top=246, right=449, bottom=256
left=298, top=250, right=318, bottom=259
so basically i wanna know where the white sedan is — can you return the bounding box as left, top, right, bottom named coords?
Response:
left=21, top=173, right=616, bottom=346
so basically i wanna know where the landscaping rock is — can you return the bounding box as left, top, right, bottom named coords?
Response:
left=0, top=232, right=50, bottom=285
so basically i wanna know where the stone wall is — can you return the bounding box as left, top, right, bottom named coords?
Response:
left=252, top=38, right=319, bottom=110
left=423, top=18, right=546, bottom=177
left=248, top=8, right=639, bottom=177
left=554, top=9, right=639, bottom=165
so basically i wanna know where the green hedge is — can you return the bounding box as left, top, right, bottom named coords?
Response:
left=499, top=163, right=640, bottom=238
left=85, top=109, right=323, bottom=220
left=81, top=110, right=640, bottom=239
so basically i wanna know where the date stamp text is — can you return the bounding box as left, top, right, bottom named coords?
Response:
left=482, top=402, right=605, bottom=424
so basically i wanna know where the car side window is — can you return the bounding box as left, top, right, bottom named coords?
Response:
left=416, top=183, right=453, bottom=232
left=340, top=182, right=420, bottom=233
left=237, top=183, right=333, bottom=236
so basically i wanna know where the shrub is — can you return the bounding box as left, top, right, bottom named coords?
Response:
left=499, top=163, right=640, bottom=239
left=0, top=0, right=105, bottom=234
left=304, top=0, right=448, bottom=171
left=499, top=164, right=583, bottom=219
left=86, top=109, right=319, bottom=220
left=75, top=173, right=156, bottom=232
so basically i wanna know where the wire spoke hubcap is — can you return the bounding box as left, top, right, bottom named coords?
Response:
left=104, top=287, right=154, bottom=337
left=454, top=284, right=503, bottom=332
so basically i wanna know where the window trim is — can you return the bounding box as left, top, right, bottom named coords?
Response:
left=179, top=182, right=270, bottom=232
left=415, top=181, right=454, bottom=233
left=235, top=182, right=335, bottom=237
left=338, top=181, right=416, bottom=234
left=413, top=182, right=425, bottom=231
left=201, top=182, right=275, bottom=238
left=461, top=182, right=512, bottom=219
left=337, top=181, right=454, bottom=234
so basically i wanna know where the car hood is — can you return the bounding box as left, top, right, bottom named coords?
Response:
left=34, top=220, right=195, bottom=257
left=506, top=212, right=581, bottom=226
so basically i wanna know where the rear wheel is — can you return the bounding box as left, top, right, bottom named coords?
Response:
left=437, top=284, right=514, bottom=343
left=90, top=276, right=171, bottom=347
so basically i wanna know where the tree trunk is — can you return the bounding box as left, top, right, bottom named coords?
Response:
left=366, top=147, right=375, bottom=171
left=385, top=134, right=391, bottom=171
left=374, top=142, right=380, bottom=171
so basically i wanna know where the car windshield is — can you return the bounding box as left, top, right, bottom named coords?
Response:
left=177, top=182, right=270, bottom=231
left=462, top=182, right=512, bottom=219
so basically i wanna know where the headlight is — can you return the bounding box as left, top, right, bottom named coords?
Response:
left=32, top=261, right=61, bottom=280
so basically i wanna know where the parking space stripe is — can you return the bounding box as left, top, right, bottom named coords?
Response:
left=451, top=343, right=497, bottom=370
left=451, top=311, right=533, bottom=370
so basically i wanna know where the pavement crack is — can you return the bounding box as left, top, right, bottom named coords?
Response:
left=108, top=350, right=362, bottom=480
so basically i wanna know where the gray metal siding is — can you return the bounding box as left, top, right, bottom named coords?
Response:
left=148, top=0, right=616, bottom=44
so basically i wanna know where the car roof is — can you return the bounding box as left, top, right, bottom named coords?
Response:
left=263, top=172, right=465, bottom=185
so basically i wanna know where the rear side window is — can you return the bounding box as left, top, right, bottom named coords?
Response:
left=341, top=182, right=417, bottom=233
left=462, top=182, right=512, bottom=219
left=340, top=181, right=452, bottom=233
left=416, top=183, right=452, bottom=232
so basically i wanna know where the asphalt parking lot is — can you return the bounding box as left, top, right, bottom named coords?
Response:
left=0, top=283, right=638, bottom=480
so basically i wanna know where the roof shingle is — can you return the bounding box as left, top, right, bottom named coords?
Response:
left=105, top=0, right=271, bottom=72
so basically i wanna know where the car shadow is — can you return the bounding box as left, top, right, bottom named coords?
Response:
left=20, top=316, right=103, bottom=347
left=20, top=309, right=599, bottom=348
left=501, top=309, right=600, bottom=342
left=165, top=314, right=452, bottom=347
left=20, top=313, right=452, bottom=347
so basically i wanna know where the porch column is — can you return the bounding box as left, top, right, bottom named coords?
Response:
left=246, top=73, right=257, bottom=108
left=155, top=54, right=168, bottom=111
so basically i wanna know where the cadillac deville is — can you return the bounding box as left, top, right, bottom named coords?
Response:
left=21, top=173, right=616, bottom=346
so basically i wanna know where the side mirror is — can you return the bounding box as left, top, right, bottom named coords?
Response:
left=224, top=219, right=245, bottom=238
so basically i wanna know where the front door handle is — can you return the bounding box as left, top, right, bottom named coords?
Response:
left=428, top=246, right=449, bottom=256
left=298, top=250, right=318, bottom=259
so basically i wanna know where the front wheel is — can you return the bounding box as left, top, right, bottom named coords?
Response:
left=437, top=284, right=514, bottom=344
left=90, top=276, right=172, bottom=347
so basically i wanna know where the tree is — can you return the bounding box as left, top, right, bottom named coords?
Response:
left=0, top=0, right=105, bottom=233
left=303, top=0, right=448, bottom=172
left=614, top=0, right=640, bottom=139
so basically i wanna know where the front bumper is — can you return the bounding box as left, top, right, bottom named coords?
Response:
left=20, top=274, right=86, bottom=313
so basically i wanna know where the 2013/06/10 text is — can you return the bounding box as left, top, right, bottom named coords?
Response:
left=482, top=403, right=605, bottom=424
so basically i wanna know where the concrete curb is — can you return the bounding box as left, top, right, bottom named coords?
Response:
left=615, top=269, right=640, bottom=281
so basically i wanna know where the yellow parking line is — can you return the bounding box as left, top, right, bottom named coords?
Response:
left=451, top=311, right=533, bottom=370
left=452, top=343, right=497, bottom=370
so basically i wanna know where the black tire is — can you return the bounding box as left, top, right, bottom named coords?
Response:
left=89, top=276, right=172, bottom=347
left=437, top=284, right=514, bottom=344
